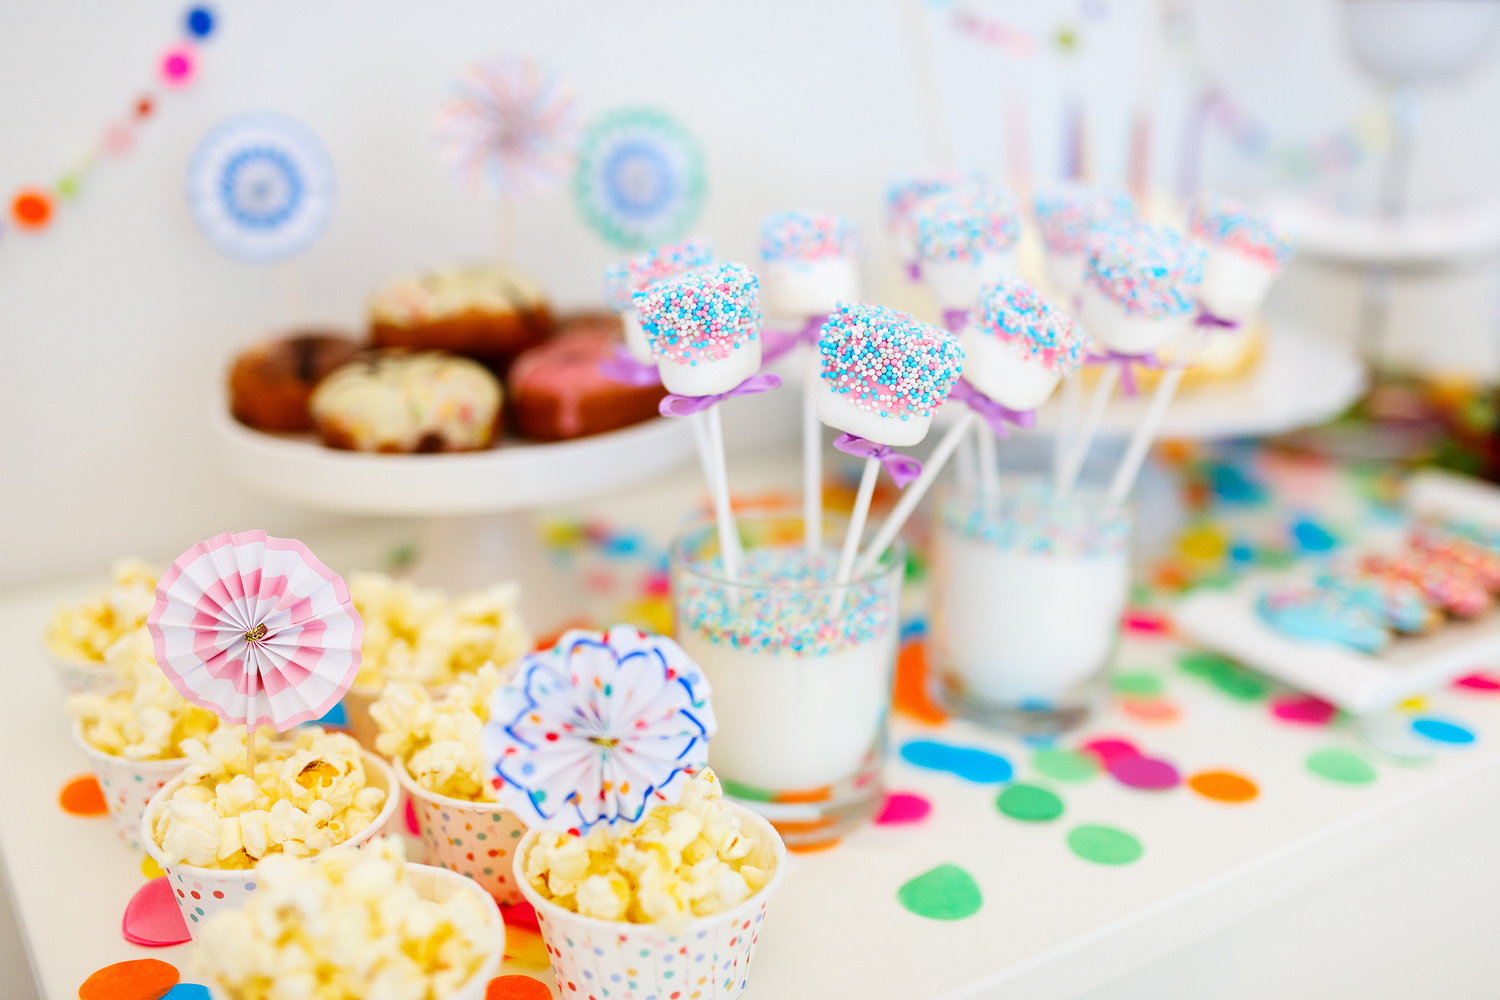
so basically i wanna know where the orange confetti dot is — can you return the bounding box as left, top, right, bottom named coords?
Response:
left=1119, top=697, right=1182, bottom=725
left=487, top=975, right=554, bottom=1000
left=1188, top=770, right=1259, bottom=803
left=892, top=641, right=948, bottom=725
left=12, top=188, right=54, bottom=230
left=59, top=774, right=108, bottom=816
left=78, top=959, right=178, bottom=1000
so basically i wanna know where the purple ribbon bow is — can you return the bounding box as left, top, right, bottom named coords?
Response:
left=1085, top=349, right=1161, bottom=397
left=760, top=314, right=828, bottom=366
left=833, top=433, right=923, bottom=488
left=941, top=309, right=970, bottom=334
left=598, top=345, right=662, bottom=387
left=906, top=261, right=923, bottom=282
left=658, top=372, right=783, bottom=417
left=1195, top=309, right=1240, bottom=330
left=948, top=378, right=1035, bottom=438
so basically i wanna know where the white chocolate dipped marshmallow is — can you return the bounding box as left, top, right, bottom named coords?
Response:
left=960, top=278, right=1089, bottom=412
left=1079, top=224, right=1206, bottom=356
left=604, top=239, right=714, bottom=364
left=634, top=262, right=763, bottom=397
left=1032, top=186, right=1136, bottom=300
left=1187, top=192, right=1294, bottom=324
left=757, top=211, right=859, bottom=322
left=913, top=185, right=1022, bottom=310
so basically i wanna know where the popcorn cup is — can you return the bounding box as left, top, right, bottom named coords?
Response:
left=395, top=756, right=529, bottom=906
left=71, top=719, right=186, bottom=851
left=340, top=680, right=385, bottom=750
left=140, top=748, right=401, bottom=938
left=50, top=652, right=112, bottom=693
left=514, top=805, right=788, bottom=1000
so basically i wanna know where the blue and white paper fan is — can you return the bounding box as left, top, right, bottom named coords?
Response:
left=186, top=112, right=336, bottom=263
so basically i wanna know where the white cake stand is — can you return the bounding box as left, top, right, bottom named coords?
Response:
left=212, top=404, right=699, bottom=627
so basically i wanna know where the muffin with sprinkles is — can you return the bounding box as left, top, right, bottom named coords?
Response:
left=911, top=185, right=1023, bottom=310
left=605, top=238, right=714, bottom=363
left=1080, top=223, right=1206, bottom=355
left=633, top=261, right=762, bottom=396
left=1187, top=192, right=1294, bottom=323
left=758, top=211, right=860, bottom=321
left=960, top=277, right=1087, bottom=411
left=815, top=302, right=963, bottom=446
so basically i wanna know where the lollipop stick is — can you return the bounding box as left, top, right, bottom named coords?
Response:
left=955, top=427, right=977, bottom=492
left=1107, top=333, right=1207, bottom=504
left=704, top=405, right=741, bottom=581
left=1056, top=363, right=1120, bottom=496
left=855, top=411, right=976, bottom=580
left=245, top=666, right=257, bottom=783
left=1052, top=372, right=1081, bottom=486
left=688, top=414, right=718, bottom=507
left=977, top=423, right=1000, bottom=507
left=803, top=359, right=823, bottom=552
left=836, top=457, right=882, bottom=585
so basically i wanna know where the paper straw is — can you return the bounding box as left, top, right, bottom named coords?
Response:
left=855, top=411, right=976, bottom=580
left=1056, top=363, right=1120, bottom=496
left=836, top=458, right=882, bottom=585
left=803, top=357, right=823, bottom=552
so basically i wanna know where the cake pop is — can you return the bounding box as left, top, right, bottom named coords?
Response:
left=912, top=186, right=1022, bottom=311
left=633, top=262, right=762, bottom=397
left=604, top=238, right=713, bottom=363
left=758, top=211, right=859, bottom=323
left=1187, top=193, right=1293, bottom=324
left=960, top=277, right=1088, bottom=412
left=1032, top=186, right=1135, bottom=300
left=1080, top=223, right=1205, bottom=356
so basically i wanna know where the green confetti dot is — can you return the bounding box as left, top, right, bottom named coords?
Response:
left=720, top=778, right=777, bottom=802
left=896, top=864, right=983, bottom=920
left=1112, top=672, right=1163, bottom=697
left=1067, top=824, right=1143, bottom=865
left=1031, top=748, right=1099, bottom=783
left=997, top=783, right=1064, bottom=822
left=1178, top=651, right=1269, bottom=701
left=1307, top=747, right=1377, bottom=785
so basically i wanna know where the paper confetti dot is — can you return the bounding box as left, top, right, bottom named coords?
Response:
left=1307, top=748, right=1377, bottom=785
left=159, top=45, right=197, bottom=86
left=163, top=986, right=211, bottom=1000
left=1179, top=650, right=1269, bottom=701
left=1112, top=672, right=1164, bottom=696
left=896, top=864, right=983, bottom=920
left=1123, top=610, right=1170, bottom=634
left=78, top=959, right=178, bottom=1000
left=875, top=791, right=933, bottom=825
left=1187, top=770, right=1259, bottom=803
left=141, top=854, right=164, bottom=879
left=122, top=878, right=190, bottom=947
left=1455, top=673, right=1500, bottom=692
left=1292, top=517, right=1337, bottom=553
left=1067, top=824, right=1143, bottom=865
left=11, top=188, right=54, bottom=230
left=404, top=796, right=422, bottom=837
left=893, top=641, right=948, bottom=724
left=1032, top=748, right=1100, bottom=783
left=59, top=774, right=108, bottom=815
left=1080, top=737, right=1139, bottom=766
left=1119, top=697, right=1182, bottom=724
left=997, top=783, right=1064, bottom=822
left=487, top=975, right=554, bottom=1000
left=900, top=740, right=1012, bottom=783
left=1411, top=717, right=1476, bottom=745
left=1359, top=713, right=1436, bottom=764
left=1108, top=755, right=1181, bottom=790
left=184, top=6, right=215, bottom=38
left=499, top=900, right=541, bottom=932
left=1271, top=694, right=1337, bottom=725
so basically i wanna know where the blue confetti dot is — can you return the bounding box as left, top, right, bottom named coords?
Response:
left=185, top=6, right=215, bottom=38
left=316, top=701, right=347, bottom=726
left=1211, top=464, right=1266, bottom=504
left=1411, top=717, right=1476, bottom=745
left=900, top=739, right=1012, bottom=783
left=1229, top=542, right=1255, bottom=564
left=165, top=986, right=212, bottom=1000
left=1292, top=518, right=1337, bottom=553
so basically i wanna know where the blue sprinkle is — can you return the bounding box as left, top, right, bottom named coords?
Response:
left=900, top=740, right=1013, bottom=783
left=1411, top=717, right=1476, bottom=745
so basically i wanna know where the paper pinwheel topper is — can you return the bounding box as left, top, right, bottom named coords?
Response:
left=147, top=530, right=362, bottom=775
left=482, top=625, right=717, bottom=834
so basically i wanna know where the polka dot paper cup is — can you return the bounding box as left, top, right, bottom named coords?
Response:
left=395, top=756, right=529, bottom=906
left=514, top=805, right=787, bottom=1000
left=70, top=719, right=186, bottom=852
left=140, top=748, right=400, bottom=938
left=340, top=681, right=385, bottom=751
left=50, top=652, right=112, bottom=694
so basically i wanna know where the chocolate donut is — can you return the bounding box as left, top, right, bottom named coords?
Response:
left=228, top=332, right=362, bottom=433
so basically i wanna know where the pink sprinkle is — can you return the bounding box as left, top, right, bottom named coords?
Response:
left=1081, top=737, right=1140, bottom=765
left=875, top=791, right=932, bottom=825
left=1108, top=754, right=1181, bottom=790
left=1270, top=694, right=1337, bottom=725
left=1124, top=610, right=1169, bottom=634
left=403, top=796, right=421, bottom=837
left=1455, top=673, right=1500, bottom=693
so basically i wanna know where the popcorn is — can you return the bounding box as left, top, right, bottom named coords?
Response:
left=522, top=769, right=770, bottom=926
left=151, top=728, right=386, bottom=870
left=195, top=838, right=497, bottom=1000
left=371, top=665, right=505, bottom=801
left=352, top=573, right=530, bottom=687
left=65, top=627, right=218, bottom=760
left=46, top=558, right=159, bottom=663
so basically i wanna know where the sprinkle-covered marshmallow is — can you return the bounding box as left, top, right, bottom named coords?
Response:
left=604, top=238, right=714, bottom=311
left=758, top=211, right=857, bottom=263
left=1033, top=187, right=1135, bottom=257
left=818, top=303, right=963, bottom=423
left=1085, top=223, right=1206, bottom=319
left=633, top=262, right=761, bottom=366
left=973, top=278, right=1087, bottom=376
left=1188, top=192, right=1294, bottom=268
left=913, top=186, right=1022, bottom=263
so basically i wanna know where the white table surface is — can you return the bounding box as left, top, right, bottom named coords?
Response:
left=7, top=458, right=1500, bottom=999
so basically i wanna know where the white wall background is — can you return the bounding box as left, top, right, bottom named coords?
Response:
left=3, top=0, right=1500, bottom=589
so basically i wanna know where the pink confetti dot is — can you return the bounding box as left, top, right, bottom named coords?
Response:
left=1123, top=610, right=1169, bottom=634
left=1455, top=673, right=1500, bottom=693
left=103, top=122, right=134, bottom=156
left=159, top=45, right=197, bottom=87
left=875, top=791, right=932, bottom=825
left=404, top=796, right=421, bottom=837
left=1108, top=754, right=1181, bottom=790
left=1270, top=694, right=1337, bottom=725
left=1081, top=737, right=1139, bottom=766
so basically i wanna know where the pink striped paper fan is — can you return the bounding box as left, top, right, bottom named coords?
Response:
left=147, top=530, right=362, bottom=730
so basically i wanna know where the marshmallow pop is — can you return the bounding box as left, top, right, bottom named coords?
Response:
left=817, top=302, right=964, bottom=447
left=633, top=261, right=762, bottom=397
left=912, top=185, right=1022, bottom=310
left=1080, top=223, right=1206, bottom=356
left=605, top=238, right=714, bottom=363
left=1187, top=192, right=1294, bottom=324
left=961, top=277, right=1089, bottom=411
left=886, top=170, right=987, bottom=266
left=758, top=211, right=860, bottom=323
left=1032, top=186, right=1135, bottom=300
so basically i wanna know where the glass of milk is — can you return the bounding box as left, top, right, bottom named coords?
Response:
left=671, top=510, right=905, bottom=846
left=931, top=479, right=1131, bottom=734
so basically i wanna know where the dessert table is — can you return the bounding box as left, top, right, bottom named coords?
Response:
left=5, top=452, right=1500, bottom=999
